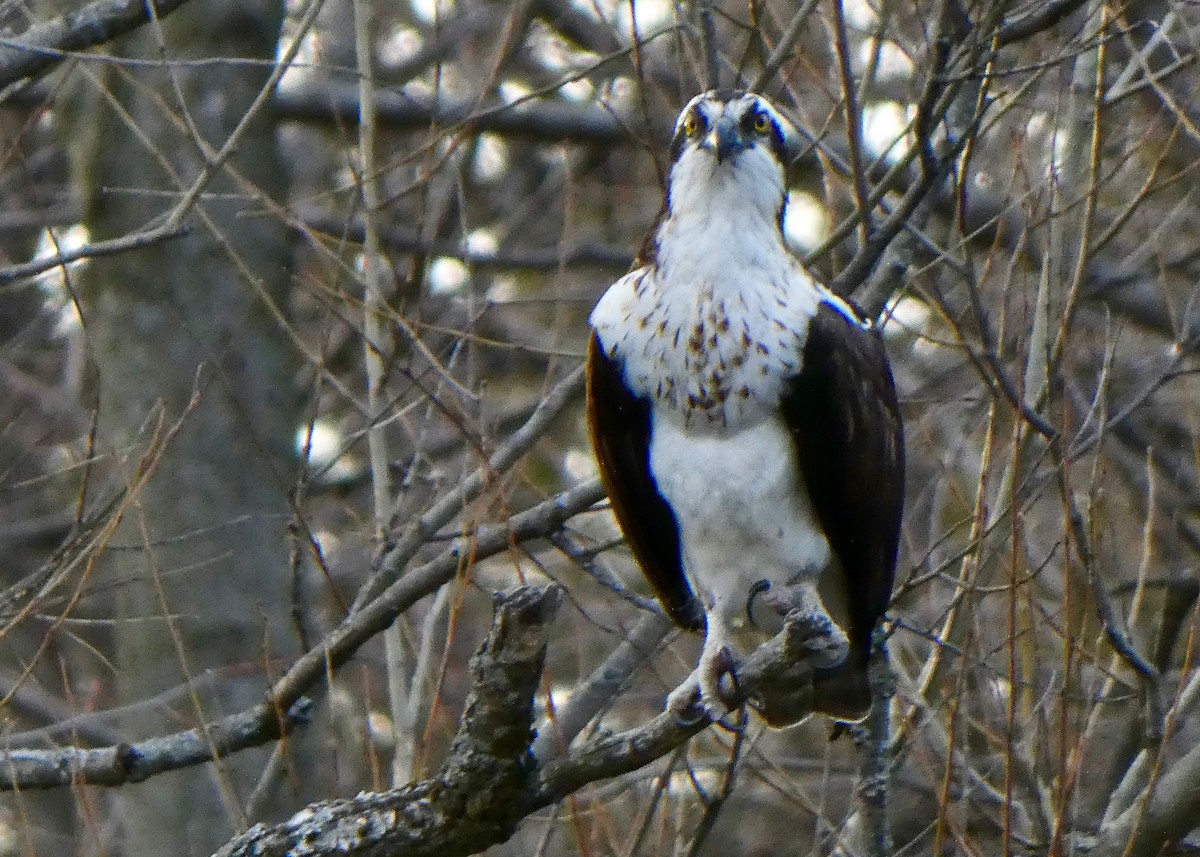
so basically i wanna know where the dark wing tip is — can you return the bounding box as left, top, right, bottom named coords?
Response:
left=811, top=662, right=873, bottom=722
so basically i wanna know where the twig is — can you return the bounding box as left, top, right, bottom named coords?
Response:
left=354, top=364, right=586, bottom=611
left=696, top=0, right=720, bottom=90
left=751, top=0, right=821, bottom=92
left=0, top=480, right=604, bottom=789
left=683, top=708, right=747, bottom=857
left=352, top=0, right=415, bottom=788
left=834, top=635, right=895, bottom=856
left=299, top=208, right=632, bottom=271
left=0, top=222, right=188, bottom=285
left=829, top=0, right=874, bottom=247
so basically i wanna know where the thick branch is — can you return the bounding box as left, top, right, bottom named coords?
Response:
left=997, top=0, right=1090, bottom=47
left=273, top=82, right=642, bottom=143
left=215, top=585, right=562, bottom=857
left=210, top=601, right=844, bottom=857
left=1086, top=740, right=1200, bottom=857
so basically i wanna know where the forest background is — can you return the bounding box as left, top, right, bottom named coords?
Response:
left=0, top=1, right=1198, bottom=856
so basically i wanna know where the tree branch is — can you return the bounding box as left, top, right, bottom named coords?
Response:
left=272, top=81, right=643, bottom=143
left=1085, top=740, right=1200, bottom=857
left=997, top=0, right=1090, bottom=47
left=299, top=208, right=632, bottom=271
left=0, top=0, right=198, bottom=89
left=530, top=610, right=673, bottom=761
left=520, top=608, right=841, bottom=813
left=210, top=597, right=846, bottom=857
left=0, top=479, right=605, bottom=789
left=215, top=585, right=562, bottom=857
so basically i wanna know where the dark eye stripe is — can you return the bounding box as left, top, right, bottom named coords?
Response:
left=668, top=93, right=796, bottom=167
left=742, top=102, right=790, bottom=163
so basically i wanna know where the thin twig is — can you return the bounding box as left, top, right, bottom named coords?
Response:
left=354, top=365, right=586, bottom=611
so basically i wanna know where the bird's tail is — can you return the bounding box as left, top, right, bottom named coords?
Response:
left=811, top=660, right=872, bottom=722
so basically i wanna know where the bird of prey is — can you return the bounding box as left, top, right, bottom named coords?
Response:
left=586, top=90, right=904, bottom=723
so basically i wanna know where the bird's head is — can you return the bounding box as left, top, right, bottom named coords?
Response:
left=664, top=90, right=801, bottom=223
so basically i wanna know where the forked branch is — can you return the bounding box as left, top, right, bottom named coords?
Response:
left=213, top=592, right=848, bottom=857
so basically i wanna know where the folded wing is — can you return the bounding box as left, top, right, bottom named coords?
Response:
left=781, top=300, right=905, bottom=718
left=586, top=333, right=702, bottom=630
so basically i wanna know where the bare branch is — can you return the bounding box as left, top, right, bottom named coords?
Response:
left=215, top=585, right=562, bottom=857
left=355, top=365, right=586, bottom=611
left=272, top=82, right=644, bottom=143
left=530, top=611, right=673, bottom=761
left=212, top=601, right=848, bottom=857
left=1086, top=741, right=1200, bottom=857
left=0, top=0, right=198, bottom=89
left=0, top=480, right=605, bottom=790
left=997, top=0, right=1091, bottom=47
left=299, top=208, right=632, bottom=271
left=521, top=609, right=842, bottom=813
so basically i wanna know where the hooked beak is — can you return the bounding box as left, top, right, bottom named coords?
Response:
left=703, top=115, right=744, bottom=163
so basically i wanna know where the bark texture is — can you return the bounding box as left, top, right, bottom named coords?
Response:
left=216, top=586, right=561, bottom=857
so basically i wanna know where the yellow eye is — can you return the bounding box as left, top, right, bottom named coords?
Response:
left=682, top=112, right=700, bottom=137
left=752, top=111, right=771, bottom=134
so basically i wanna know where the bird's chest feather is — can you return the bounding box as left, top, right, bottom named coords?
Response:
left=591, top=259, right=833, bottom=609
left=593, top=264, right=820, bottom=429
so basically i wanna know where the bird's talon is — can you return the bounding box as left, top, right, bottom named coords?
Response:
left=745, top=579, right=771, bottom=627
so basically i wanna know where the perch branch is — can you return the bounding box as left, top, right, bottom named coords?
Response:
left=215, top=585, right=562, bottom=857
left=210, top=603, right=845, bottom=857
left=0, top=0, right=198, bottom=88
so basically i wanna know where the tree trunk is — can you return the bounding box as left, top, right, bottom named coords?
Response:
left=63, top=2, right=302, bottom=854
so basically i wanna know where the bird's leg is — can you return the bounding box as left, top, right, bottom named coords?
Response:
left=666, top=612, right=738, bottom=720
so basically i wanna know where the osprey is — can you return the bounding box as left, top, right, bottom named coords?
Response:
left=587, top=90, right=904, bottom=723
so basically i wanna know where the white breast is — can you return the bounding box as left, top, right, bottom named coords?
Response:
left=590, top=259, right=830, bottom=627
left=649, top=412, right=831, bottom=627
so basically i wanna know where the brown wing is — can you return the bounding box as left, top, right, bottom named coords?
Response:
left=782, top=301, right=905, bottom=718
left=586, top=332, right=702, bottom=629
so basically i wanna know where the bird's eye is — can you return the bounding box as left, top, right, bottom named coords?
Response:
left=752, top=110, right=772, bottom=134
left=682, top=112, right=700, bottom=137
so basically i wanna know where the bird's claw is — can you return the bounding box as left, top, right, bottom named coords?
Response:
left=666, top=645, right=737, bottom=722
left=763, top=584, right=850, bottom=669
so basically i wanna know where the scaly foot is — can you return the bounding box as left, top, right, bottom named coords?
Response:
left=666, top=643, right=736, bottom=720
